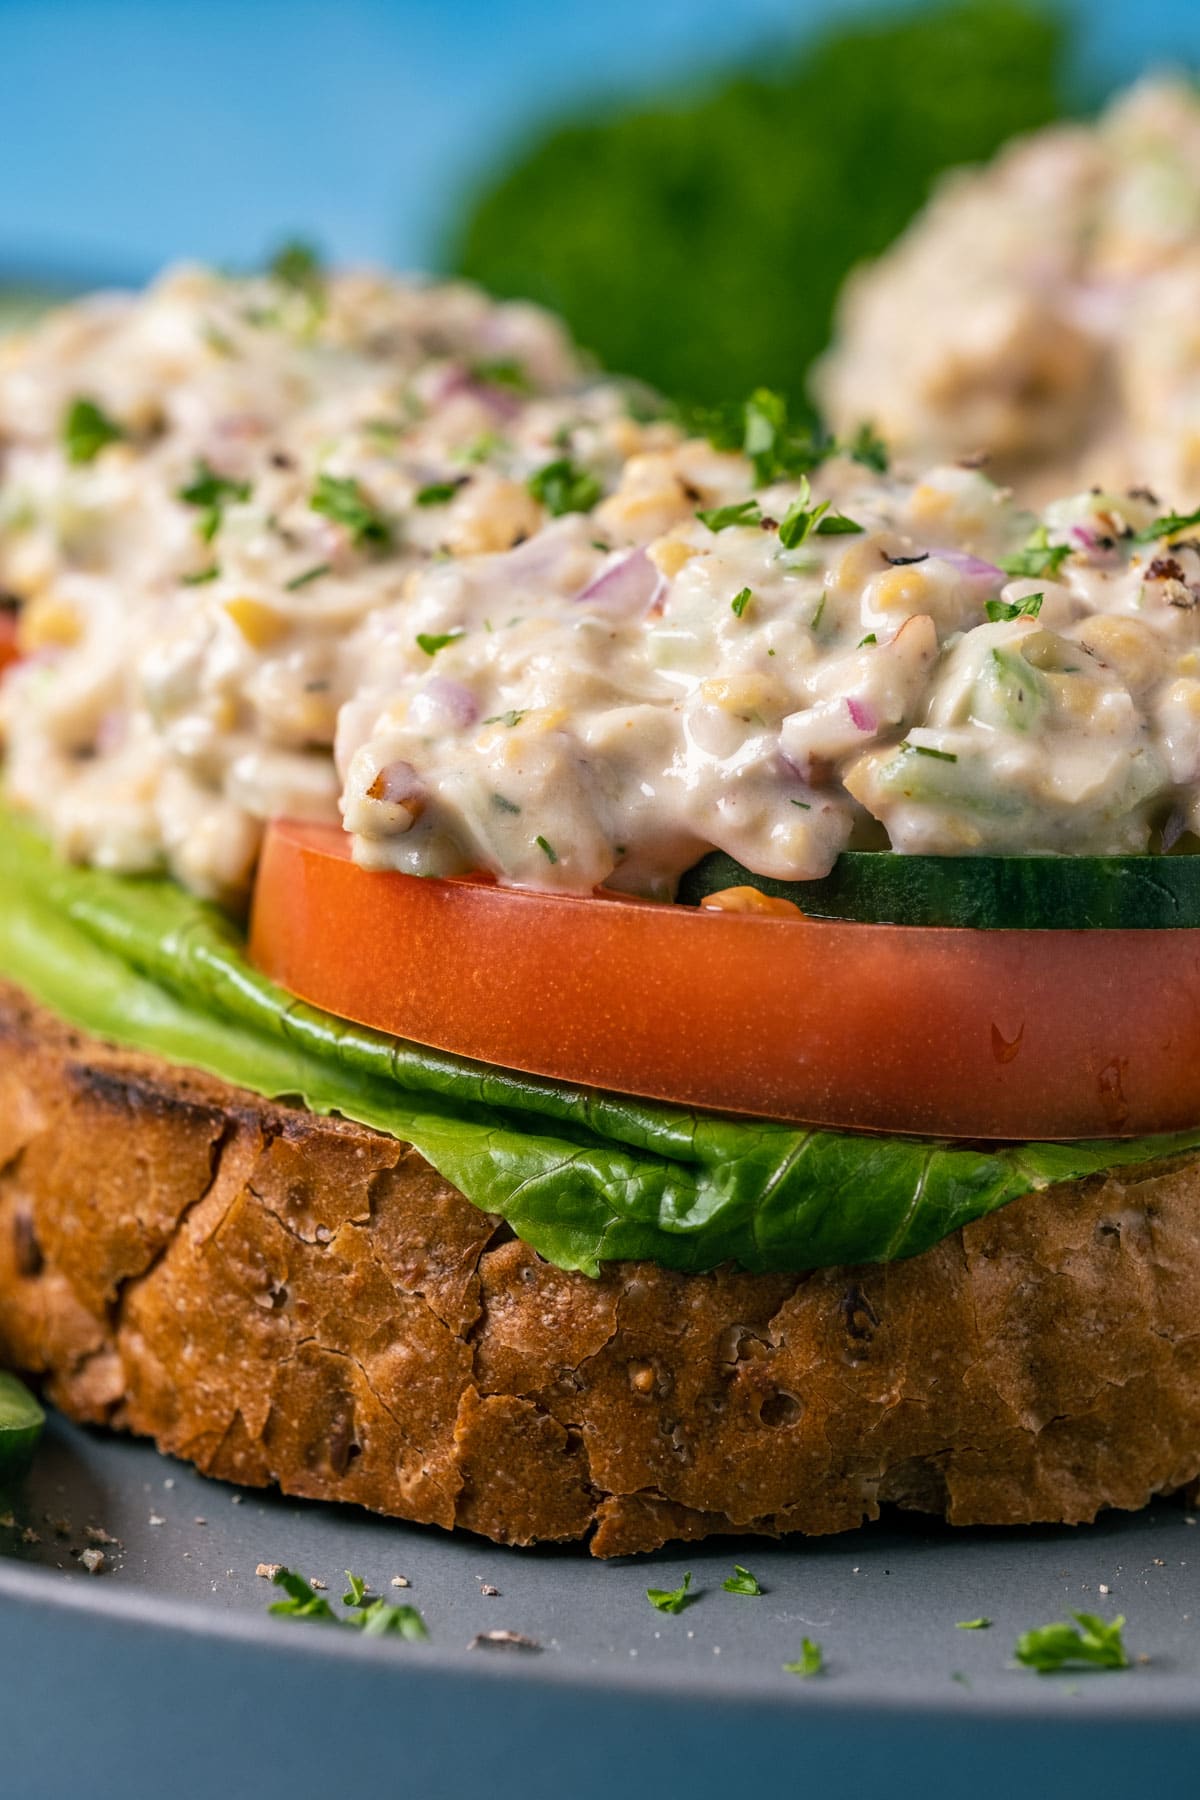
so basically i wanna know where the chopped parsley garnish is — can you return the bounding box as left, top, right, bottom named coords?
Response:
left=722, top=1565, right=763, bottom=1597
left=285, top=562, right=331, bottom=591
left=343, top=1571, right=368, bottom=1608
left=904, top=742, right=958, bottom=763
left=416, top=629, right=465, bottom=657
left=181, top=565, right=220, bottom=586
left=646, top=1572, right=694, bottom=1615
left=268, top=1568, right=338, bottom=1623
left=491, top=793, right=521, bottom=815
left=470, top=357, right=532, bottom=394
left=177, top=460, right=252, bottom=542
left=63, top=397, right=125, bottom=465
left=1133, top=505, right=1200, bottom=545
left=269, top=1566, right=429, bottom=1639
left=415, top=481, right=463, bottom=507
left=858, top=632, right=878, bottom=647
left=535, top=834, right=559, bottom=865
left=460, top=430, right=505, bottom=465
left=268, top=239, right=324, bottom=296
left=790, top=798, right=811, bottom=810
left=846, top=421, right=889, bottom=474
left=730, top=586, right=752, bottom=619
left=777, top=478, right=828, bottom=549
left=783, top=1637, right=824, bottom=1677
left=311, top=473, right=391, bottom=547
left=697, top=498, right=761, bottom=533
left=484, top=709, right=527, bottom=727
left=956, top=1617, right=992, bottom=1630
left=527, top=457, right=602, bottom=517
left=817, top=511, right=864, bottom=536
left=999, top=525, right=1070, bottom=581
left=353, top=1599, right=430, bottom=1640
left=1013, top=1613, right=1129, bottom=1675
left=985, top=591, right=1044, bottom=623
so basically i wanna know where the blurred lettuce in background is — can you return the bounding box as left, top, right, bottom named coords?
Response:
left=450, top=0, right=1069, bottom=409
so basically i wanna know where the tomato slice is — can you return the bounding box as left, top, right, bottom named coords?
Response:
left=250, top=817, right=1200, bottom=1141
left=0, top=612, right=19, bottom=676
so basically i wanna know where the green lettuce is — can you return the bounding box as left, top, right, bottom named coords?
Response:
left=2, top=809, right=1198, bottom=1278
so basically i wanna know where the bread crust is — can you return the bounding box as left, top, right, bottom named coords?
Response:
left=1, top=976, right=1199, bottom=1555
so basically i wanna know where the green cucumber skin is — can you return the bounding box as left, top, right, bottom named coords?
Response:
left=676, top=850, right=1200, bottom=930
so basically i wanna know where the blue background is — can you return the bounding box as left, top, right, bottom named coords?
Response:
left=2, top=0, right=1199, bottom=286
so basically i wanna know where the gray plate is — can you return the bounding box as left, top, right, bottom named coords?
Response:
left=1, top=1411, right=1198, bottom=1799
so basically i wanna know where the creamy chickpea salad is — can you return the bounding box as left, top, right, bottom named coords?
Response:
left=816, top=78, right=1200, bottom=505
left=4, top=260, right=1200, bottom=905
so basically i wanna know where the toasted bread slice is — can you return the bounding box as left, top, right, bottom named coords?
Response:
left=1, top=976, right=1199, bottom=1555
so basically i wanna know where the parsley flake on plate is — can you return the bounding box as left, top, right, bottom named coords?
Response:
left=311, top=472, right=391, bottom=547
left=1013, top=1612, right=1130, bottom=1674
left=956, top=1617, right=992, bottom=1630
left=63, top=397, right=125, bottom=465
left=722, top=1565, right=763, bottom=1597
left=646, top=1572, right=694, bottom=1614
left=268, top=1568, right=339, bottom=1623
left=783, top=1637, right=824, bottom=1677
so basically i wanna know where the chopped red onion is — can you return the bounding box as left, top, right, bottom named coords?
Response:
left=410, top=676, right=479, bottom=732
left=575, top=548, right=664, bottom=617
left=846, top=696, right=876, bottom=733
left=931, top=548, right=1006, bottom=593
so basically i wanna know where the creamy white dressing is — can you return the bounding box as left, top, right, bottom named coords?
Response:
left=4, top=264, right=1200, bottom=903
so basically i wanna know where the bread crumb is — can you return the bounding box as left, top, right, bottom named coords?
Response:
left=1099, top=1584, right=1110, bottom=1594
left=148, top=1513, right=165, bottom=1527
left=194, top=1517, right=207, bottom=1526
left=85, top=1525, right=119, bottom=1547
left=163, top=1479, right=175, bottom=1490
left=310, top=1577, right=327, bottom=1590
left=255, top=1562, right=284, bottom=1580
left=231, top=1495, right=243, bottom=1505
left=20, top=1528, right=39, bottom=1545
left=468, top=1630, right=541, bottom=1653
left=80, top=1547, right=106, bottom=1575
left=481, top=1584, right=500, bottom=1597
left=390, top=1575, right=410, bottom=1589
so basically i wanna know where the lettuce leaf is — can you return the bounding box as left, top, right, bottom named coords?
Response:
left=3, top=809, right=1198, bottom=1277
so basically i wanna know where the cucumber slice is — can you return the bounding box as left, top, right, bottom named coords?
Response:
left=0, top=1371, right=44, bottom=1481
left=676, top=849, right=1200, bottom=929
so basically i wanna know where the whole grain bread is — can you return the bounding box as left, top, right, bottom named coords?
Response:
left=1, top=976, right=1198, bottom=1556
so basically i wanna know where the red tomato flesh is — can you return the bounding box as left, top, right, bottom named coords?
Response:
left=0, top=613, right=19, bottom=676
left=250, top=817, right=1200, bottom=1141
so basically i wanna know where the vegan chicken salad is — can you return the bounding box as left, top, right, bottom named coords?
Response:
left=6, top=254, right=1200, bottom=1554
left=5, top=261, right=1200, bottom=909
